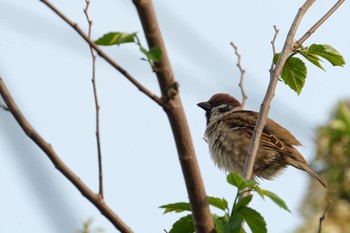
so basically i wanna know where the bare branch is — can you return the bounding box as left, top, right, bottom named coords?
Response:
left=242, top=0, right=316, bottom=180
left=230, top=42, right=247, bottom=107
left=39, top=0, right=164, bottom=107
left=0, top=77, right=133, bottom=233
left=269, top=25, right=280, bottom=71
left=84, top=0, right=104, bottom=198
left=296, top=0, right=345, bottom=47
left=318, top=201, right=332, bottom=233
left=132, top=0, right=214, bottom=232
left=243, top=0, right=344, bottom=181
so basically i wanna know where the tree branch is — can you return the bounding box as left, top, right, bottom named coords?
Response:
left=132, top=0, right=214, bottom=232
left=296, top=0, right=345, bottom=47
left=230, top=42, right=247, bottom=107
left=39, top=0, right=164, bottom=107
left=242, top=0, right=316, bottom=180
left=318, top=201, right=332, bottom=233
left=84, top=0, right=104, bottom=198
left=242, top=0, right=344, bottom=181
left=0, top=77, right=133, bottom=233
left=270, top=25, right=279, bottom=71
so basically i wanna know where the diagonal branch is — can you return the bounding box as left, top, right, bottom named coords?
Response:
left=296, top=0, right=345, bottom=47
left=0, top=77, right=133, bottom=233
left=132, top=0, right=214, bottom=232
left=242, top=0, right=344, bottom=181
left=242, top=0, right=316, bottom=180
left=39, top=0, right=163, bottom=107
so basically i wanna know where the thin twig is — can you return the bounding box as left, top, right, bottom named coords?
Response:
left=296, top=0, right=345, bottom=47
left=84, top=0, right=104, bottom=199
left=318, top=201, right=332, bottom=233
left=0, top=77, right=133, bottom=233
left=269, top=25, right=280, bottom=71
left=39, top=0, right=164, bottom=107
left=230, top=42, right=247, bottom=107
left=242, top=0, right=316, bottom=180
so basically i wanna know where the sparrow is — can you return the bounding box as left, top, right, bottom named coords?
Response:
left=198, top=93, right=327, bottom=188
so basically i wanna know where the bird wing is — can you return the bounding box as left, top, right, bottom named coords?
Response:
left=223, top=110, right=301, bottom=152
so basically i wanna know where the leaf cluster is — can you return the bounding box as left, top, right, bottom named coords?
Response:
left=160, top=173, right=290, bottom=233
left=274, top=44, right=345, bottom=95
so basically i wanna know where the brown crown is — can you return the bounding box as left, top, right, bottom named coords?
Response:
left=207, top=93, right=242, bottom=108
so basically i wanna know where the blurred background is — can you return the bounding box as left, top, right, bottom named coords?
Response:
left=0, top=0, right=349, bottom=232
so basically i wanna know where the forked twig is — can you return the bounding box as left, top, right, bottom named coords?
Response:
left=243, top=0, right=316, bottom=180
left=39, top=0, right=163, bottom=107
left=270, top=25, right=280, bottom=71
left=296, top=0, right=345, bottom=47
left=84, top=0, right=104, bottom=198
left=230, top=42, right=247, bottom=107
left=318, top=201, right=332, bottom=233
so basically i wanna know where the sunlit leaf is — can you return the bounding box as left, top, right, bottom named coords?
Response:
left=159, top=202, right=191, bottom=214
left=95, top=32, right=136, bottom=46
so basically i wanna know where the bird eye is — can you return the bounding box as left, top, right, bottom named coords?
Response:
left=218, top=105, right=232, bottom=113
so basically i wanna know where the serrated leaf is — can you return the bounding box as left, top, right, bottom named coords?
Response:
left=95, top=32, right=136, bottom=46
left=308, top=44, right=345, bottom=67
left=238, top=207, right=267, bottom=233
left=300, top=51, right=325, bottom=71
left=169, top=214, right=194, bottom=233
left=227, top=173, right=246, bottom=189
left=234, top=195, right=253, bottom=212
left=159, top=202, right=191, bottom=214
left=281, top=56, right=307, bottom=95
left=147, top=46, right=162, bottom=62
left=208, top=196, right=228, bottom=211
left=260, top=189, right=291, bottom=212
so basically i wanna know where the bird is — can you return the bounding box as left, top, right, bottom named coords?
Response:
left=197, top=93, right=327, bottom=188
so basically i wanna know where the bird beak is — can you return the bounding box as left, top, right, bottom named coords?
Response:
left=197, top=101, right=212, bottom=112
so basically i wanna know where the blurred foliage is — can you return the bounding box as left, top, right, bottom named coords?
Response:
left=75, top=218, right=104, bottom=233
left=297, top=101, right=350, bottom=233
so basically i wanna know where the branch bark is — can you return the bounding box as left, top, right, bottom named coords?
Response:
left=242, top=0, right=316, bottom=180
left=242, top=0, right=344, bottom=180
left=0, top=77, right=133, bottom=233
left=132, top=0, right=214, bottom=232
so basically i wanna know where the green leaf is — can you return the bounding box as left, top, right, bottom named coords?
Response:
left=238, top=207, right=267, bottom=233
left=213, top=214, right=230, bottom=233
left=208, top=196, right=228, bottom=212
left=300, top=51, right=325, bottom=71
left=281, top=57, right=307, bottom=95
left=227, top=173, right=246, bottom=189
left=240, top=179, right=259, bottom=189
left=273, top=53, right=280, bottom=64
left=234, top=195, right=253, bottom=212
left=169, top=214, right=194, bottom=233
left=308, top=44, right=345, bottom=67
left=147, top=46, right=162, bottom=62
left=229, top=214, right=244, bottom=233
left=260, top=189, right=291, bottom=213
left=95, top=32, right=136, bottom=46
left=159, top=202, right=191, bottom=214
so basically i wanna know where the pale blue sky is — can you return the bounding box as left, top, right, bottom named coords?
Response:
left=1, top=1, right=349, bottom=232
